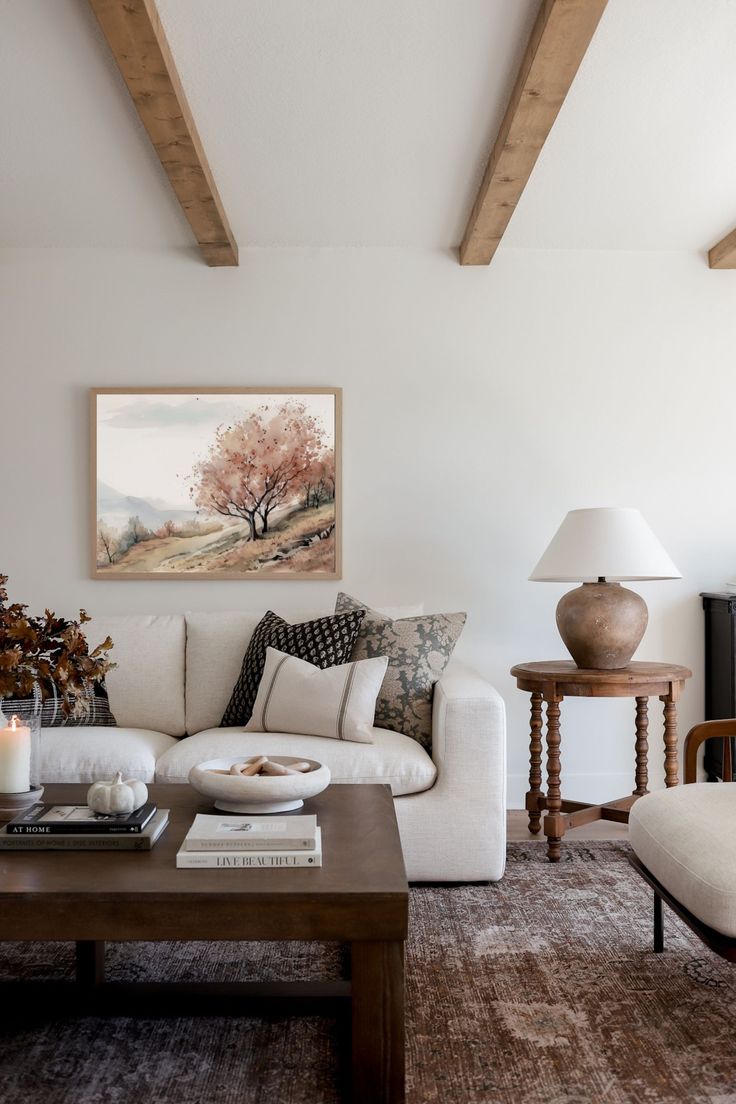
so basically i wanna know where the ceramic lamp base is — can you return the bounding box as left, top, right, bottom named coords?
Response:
left=214, top=797, right=304, bottom=815
left=556, top=581, right=647, bottom=669
left=0, top=784, right=44, bottom=822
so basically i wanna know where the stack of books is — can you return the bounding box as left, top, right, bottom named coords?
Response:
left=0, top=802, right=169, bottom=850
left=176, top=813, right=322, bottom=868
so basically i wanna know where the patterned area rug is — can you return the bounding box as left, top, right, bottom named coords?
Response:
left=1, top=841, right=735, bottom=1104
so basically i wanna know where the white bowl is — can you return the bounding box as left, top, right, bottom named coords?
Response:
left=188, top=756, right=331, bottom=814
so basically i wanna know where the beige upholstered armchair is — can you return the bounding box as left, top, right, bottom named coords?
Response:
left=629, top=718, right=736, bottom=962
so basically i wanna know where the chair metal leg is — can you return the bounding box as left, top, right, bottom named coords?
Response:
left=654, top=892, right=664, bottom=953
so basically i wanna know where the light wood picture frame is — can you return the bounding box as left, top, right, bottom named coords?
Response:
left=91, top=388, right=342, bottom=580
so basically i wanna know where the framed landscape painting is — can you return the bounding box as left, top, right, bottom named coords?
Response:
left=91, top=388, right=341, bottom=580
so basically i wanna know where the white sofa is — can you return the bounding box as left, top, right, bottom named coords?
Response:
left=37, top=611, right=507, bottom=882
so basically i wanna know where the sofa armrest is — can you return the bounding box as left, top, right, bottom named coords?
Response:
left=432, top=660, right=506, bottom=773
left=390, top=660, right=506, bottom=882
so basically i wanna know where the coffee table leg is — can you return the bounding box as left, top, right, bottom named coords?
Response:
left=543, top=696, right=564, bottom=863
left=76, top=941, right=105, bottom=988
left=526, top=691, right=544, bottom=834
left=351, top=940, right=404, bottom=1104
left=633, top=696, right=650, bottom=797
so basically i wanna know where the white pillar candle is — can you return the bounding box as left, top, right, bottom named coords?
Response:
left=0, top=715, right=31, bottom=793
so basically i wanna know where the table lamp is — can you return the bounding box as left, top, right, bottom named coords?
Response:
left=529, top=507, right=681, bottom=669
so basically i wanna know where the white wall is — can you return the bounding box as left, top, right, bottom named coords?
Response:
left=2, top=245, right=735, bottom=806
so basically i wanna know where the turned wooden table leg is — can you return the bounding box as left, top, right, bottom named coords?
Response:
left=543, top=694, right=564, bottom=863
left=661, top=695, right=679, bottom=788
left=633, top=696, right=650, bottom=797
left=526, top=691, right=544, bottom=834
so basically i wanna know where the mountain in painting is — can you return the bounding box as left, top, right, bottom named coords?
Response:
left=96, top=481, right=199, bottom=531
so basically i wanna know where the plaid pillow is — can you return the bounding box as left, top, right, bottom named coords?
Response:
left=221, top=609, right=366, bottom=728
left=2, top=684, right=117, bottom=728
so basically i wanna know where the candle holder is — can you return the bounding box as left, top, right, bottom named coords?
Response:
left=28, top=708, right=42, bottom=789
left=0, top=785, right=44, bottom=823
left=0, top=704, right=44, bottom=822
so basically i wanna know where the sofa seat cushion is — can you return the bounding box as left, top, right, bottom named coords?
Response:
left=37, top=727, right=178, bottom=784
left=155, top=727, right=437, bottom=796
left=629, top=783, right=736, bottom=937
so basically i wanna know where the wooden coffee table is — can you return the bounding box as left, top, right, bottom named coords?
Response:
left=0, top=783, right=408, bottom=1104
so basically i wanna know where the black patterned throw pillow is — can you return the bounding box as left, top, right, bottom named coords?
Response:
left=221, top=609, right=366, bottom=728
left=2, top=684, right=117, bottom=728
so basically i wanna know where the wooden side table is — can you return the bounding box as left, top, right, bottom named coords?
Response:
left=510, top=661, right=692, bottom=863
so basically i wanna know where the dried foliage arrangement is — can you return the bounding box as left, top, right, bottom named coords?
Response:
left=0, top=575, right=114, bottom=717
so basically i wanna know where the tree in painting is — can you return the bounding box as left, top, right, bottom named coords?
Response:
left=300, top=451, right=336, bottom=509
left=190, top=400, right=329, bottom=541
left=96, top=523, right=118, bottom=566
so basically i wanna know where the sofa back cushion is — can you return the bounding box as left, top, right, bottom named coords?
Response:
left=185, top=612, right=263, bottom=735
left=88, top=615, right=186, bottom=737
left=184, top=605, right=424, bottom=736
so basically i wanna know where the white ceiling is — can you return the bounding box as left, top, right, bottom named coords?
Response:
left=2, top=0, right=736, bottom=253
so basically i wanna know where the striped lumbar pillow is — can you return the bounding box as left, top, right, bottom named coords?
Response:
left=244, top=647, right=388, bottom=744
left=2, top=684, right=117, bottom=728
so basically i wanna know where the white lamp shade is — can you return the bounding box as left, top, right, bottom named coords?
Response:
left=529, top=507, right=681, bottom=582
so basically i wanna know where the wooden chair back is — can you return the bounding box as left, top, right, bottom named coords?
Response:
left=683, top=719, right=736, bottom=784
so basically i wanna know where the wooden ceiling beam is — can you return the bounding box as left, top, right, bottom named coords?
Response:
left=459, top=0, right=608, bottom=267
left=709, top=228, right=736, bottom=269
left=88, top=0, right=238, bottom=266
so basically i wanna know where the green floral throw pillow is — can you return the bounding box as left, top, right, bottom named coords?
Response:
left=335, top=593, right=466, bottom=751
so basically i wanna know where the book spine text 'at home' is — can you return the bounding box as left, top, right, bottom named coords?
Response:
left=0, top=832, right=156, bottom=850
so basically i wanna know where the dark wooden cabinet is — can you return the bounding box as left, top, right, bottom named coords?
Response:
left=701, top=593, right=736, bottom=780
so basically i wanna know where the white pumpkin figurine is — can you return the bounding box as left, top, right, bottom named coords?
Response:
left=87, top=772, right=148, bottom=816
